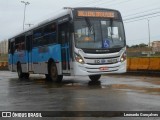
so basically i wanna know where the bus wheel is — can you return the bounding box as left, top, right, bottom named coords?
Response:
left=45, top=74, right=50, bottom=80
left=49, top=62, right=63, bottom=82
left=24, top=73, right=30, bottom=79
left=17, top=63, right=24, bottom=79
left=89, top=75, right=101, bottom=82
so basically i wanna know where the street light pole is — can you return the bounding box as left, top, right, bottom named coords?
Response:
left=21, top=1, right=30, bottom=30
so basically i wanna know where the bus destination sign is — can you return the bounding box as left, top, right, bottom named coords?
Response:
left=77, top=10, right=116, bottom=18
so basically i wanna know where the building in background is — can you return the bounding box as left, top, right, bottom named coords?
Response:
left=0, top=40, right=8, bottom=54
left=152, top=41, right=160, bottom=52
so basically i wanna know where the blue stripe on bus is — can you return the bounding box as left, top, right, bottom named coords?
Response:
left=8, top=44, right=62, bottom=65
left=32, top=44, right=62, bottom=63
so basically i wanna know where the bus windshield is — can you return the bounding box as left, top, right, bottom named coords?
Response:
left=74, top=19, right=125, bottom=49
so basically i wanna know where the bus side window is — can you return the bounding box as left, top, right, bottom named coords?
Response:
left=26, top=35, right=32, bottom=51
left=10, top=41, right=15, bottom=54
left=44, top=22, right=57, bottom=45
left=14, top=35, right=25, bottom=52
left=33, top=28, right=43, bottom=47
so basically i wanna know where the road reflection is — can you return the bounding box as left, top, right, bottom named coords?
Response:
left=5, top=74, right=160, bottom=111
left=8, top=76, right=104, bottom=92
left=105, top=84, right=160, bottom=95
left=8, top=75, right=160, bottom=95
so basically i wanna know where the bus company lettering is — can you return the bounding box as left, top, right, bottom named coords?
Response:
left=77, top=11, right=115, bottom=18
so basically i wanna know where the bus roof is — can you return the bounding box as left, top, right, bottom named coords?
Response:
left=8, top=7, right=120, bottom=40
left=9, top=9, right=71, bottom=40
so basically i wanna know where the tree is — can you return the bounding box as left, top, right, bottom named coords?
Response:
left=126, top=45, right=130, bottom=48
left=139, top=43, right=148, bottom=48
left=130, top=43, right=148, bottom=48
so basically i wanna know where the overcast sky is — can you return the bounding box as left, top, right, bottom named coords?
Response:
left=0, top=0, right=160, bottom=45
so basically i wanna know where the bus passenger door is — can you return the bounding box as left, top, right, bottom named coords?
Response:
left=58, top=22, right=70, bottom=74
left=26, top=34, right=33, bottom=72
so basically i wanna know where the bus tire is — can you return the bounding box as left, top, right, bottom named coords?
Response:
left=45, top=74, right=50, bottom=80
left=17, top=63, right=24, bottom=79
left=24, top=73, right=30, bottom=79
left=89, top=75, right=101, bottom=82
left=49, top=62, right=63, bottom=82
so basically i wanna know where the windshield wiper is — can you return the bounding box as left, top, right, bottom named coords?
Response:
left=84, top=18, right=95, bottom=42
left=109, top=18, right=113, bottom=42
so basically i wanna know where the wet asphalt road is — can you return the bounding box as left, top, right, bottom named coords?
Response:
left=0, top=71, right=160, bottom=120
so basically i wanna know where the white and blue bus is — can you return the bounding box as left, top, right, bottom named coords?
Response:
left=8, top=7, right=126, bottom=82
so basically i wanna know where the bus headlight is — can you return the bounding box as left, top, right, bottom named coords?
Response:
left=120, top=52, right=126, bottom=62
left=75, top=53, right=85, bottom=64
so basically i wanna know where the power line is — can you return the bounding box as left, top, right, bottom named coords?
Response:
left=70, top=0, right=100, bottom=7
left=121, top=1, right=160, bottom=13
left=123, top=7, right=160, bottom=18
left=84, top=0, right=114, bottom=7
left=84, top=0, right=131, bottom=7
left=102, top=0, right=131, bottom=7
left=124, top=14, right=160, bottom=23
left=124, top=11, right=160, bottom=21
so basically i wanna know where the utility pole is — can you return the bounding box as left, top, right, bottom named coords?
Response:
left=147, top=19, right=151, bottom=57
left=147, top=19, right=151, bottom=48
left=21, top=1, right=30, bottom=30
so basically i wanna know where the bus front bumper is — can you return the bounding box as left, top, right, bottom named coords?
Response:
left=73, top=61, right=126, bottom=76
